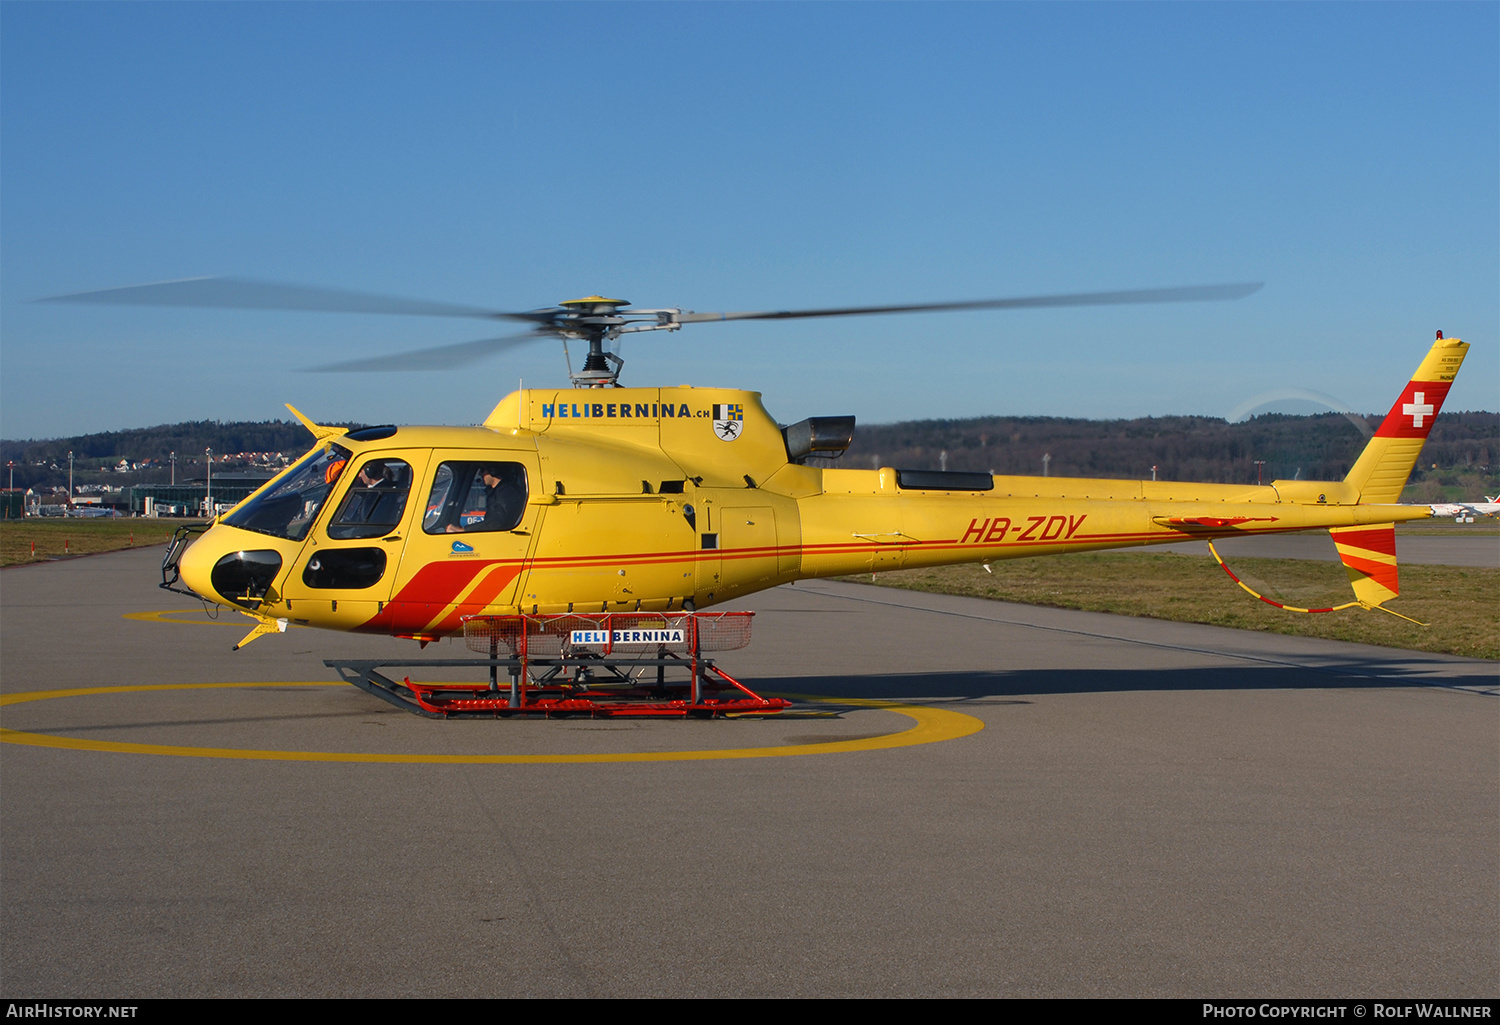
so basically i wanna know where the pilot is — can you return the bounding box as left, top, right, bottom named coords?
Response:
left=356, top=462, right=395, bottom=491
left=446, top=465, right=524, bottom=532
left=344, top=461, right=397, bottom=524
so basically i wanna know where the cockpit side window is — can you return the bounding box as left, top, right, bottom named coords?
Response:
left=422, top=461, right=528, bottom=534
left=327, top=458, right=412, bottom=540
left=223, top=443, right=352, bottom=541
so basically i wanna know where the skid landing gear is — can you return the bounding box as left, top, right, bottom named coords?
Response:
left=325, top=612, right=789, bottom=719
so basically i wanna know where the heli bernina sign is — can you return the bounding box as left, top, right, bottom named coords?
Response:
left=570, top=627, right=686, bottom=646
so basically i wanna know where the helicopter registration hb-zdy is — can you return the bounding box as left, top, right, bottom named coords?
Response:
left=45, top=280, right=1469, bottom=655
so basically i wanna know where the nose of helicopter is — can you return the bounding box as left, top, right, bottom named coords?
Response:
left=176, top=528, right=226, bottom=603
left=176, top=525, right=286, bottom=609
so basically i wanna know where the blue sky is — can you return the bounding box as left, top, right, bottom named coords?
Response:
left=3, top=2, right=1495, bottom=439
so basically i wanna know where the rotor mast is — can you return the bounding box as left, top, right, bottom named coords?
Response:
left=555, top=296, right=682, bottom=387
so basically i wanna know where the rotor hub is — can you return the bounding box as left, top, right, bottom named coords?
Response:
left=553, top=298, right=637, bottom=387
left=558, top=296, right=630, bottom=315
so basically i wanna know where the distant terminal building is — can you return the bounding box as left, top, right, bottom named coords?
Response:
left=129, top=474, right=273, bottom=517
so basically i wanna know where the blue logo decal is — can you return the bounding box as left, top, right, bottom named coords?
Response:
left=450, top=540, right=474, bottom=553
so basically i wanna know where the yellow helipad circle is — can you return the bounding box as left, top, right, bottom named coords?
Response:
left=0, top=682, right=983, bottom=764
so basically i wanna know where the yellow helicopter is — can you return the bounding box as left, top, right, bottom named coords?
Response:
left=46, top=279, right=1468, bottom=712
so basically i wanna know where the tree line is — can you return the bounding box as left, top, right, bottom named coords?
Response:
left=2, top=411, right=1495, bottom=494
left=836, top=410, right=1497, bottom=488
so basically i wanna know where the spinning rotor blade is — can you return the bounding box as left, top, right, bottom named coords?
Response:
left=674, top=282, right=1263, bottom=324
left=306, top=332, right=544, bottom=372
left=37, top=276, right=1264, bottom=385
left=37, top=277, right=542, bottom=322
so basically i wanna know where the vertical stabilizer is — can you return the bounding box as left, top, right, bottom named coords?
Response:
left=1343, top=335, right=1468, bottom=503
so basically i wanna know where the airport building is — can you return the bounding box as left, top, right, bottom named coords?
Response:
left=128, top=474, right=272, bottom=517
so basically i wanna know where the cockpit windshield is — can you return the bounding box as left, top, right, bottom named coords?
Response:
left=222, top=443, right=352, bottom=541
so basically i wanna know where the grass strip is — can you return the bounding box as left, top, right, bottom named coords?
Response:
left=1, top=519, right=191, bottom=567
left=851, top=552, right=1498, bottom=660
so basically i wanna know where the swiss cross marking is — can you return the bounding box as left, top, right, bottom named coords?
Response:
left=1403, top=391, right=1434, bottom=428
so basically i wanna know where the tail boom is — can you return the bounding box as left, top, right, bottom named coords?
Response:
left=784, top=334, right=1466, bottom=616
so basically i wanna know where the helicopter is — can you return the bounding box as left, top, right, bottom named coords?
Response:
left=43, top=278, right=1468, bottom=657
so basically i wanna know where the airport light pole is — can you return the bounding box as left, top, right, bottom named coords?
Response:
left=68, top=451, right=73, bottom=503
left=170, top=451, right=176, bottom=486
left=1254, top=459, right=1266, bottom=486
left=205, top=448, right=212, bottom=517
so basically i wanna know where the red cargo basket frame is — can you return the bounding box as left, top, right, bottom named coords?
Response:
left=324, top=612, right=789, bottom=718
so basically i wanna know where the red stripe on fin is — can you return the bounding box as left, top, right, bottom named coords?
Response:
left=1337, top=553, right=1400, bottom=595
left=1330, top=527, right=1396, bottom=558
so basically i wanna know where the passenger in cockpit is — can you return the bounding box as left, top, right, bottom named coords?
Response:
left=446, top=465, right=525, bottom=532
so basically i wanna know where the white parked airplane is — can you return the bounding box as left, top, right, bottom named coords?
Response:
left=1428, top=496, right=1500, bottom=519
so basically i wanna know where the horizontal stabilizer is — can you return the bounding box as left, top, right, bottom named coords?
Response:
left=1156, top=515, right=1279, bottom=528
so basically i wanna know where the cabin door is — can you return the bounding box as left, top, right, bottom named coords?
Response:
left=375, top=451, right=543, bottom=636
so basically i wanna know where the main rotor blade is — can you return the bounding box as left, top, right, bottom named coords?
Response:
left=305, top=332, right=544, bottom=372
left=37, top=277, right=542, bottom=322
left=674, top=282, right=1263, bottom=324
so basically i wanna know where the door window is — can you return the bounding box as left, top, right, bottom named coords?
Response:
left=326, top=458, right=412, bottom=540
left=422, top=462, right=528, bottom=534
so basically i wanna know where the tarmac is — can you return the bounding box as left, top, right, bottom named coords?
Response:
left=1, top=547, right=1495, bottom=997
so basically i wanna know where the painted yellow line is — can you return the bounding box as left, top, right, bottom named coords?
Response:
left=123, top=610, right=308, bottom=629
left=0, top=682, right=983, bottom=764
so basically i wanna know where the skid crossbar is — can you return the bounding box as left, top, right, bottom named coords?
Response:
left=325, top=612, right=788, bottom=719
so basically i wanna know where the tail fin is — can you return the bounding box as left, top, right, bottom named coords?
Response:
left=1343, top=334, right=1469, bottom=503
left=1329, top=523, right=1399, bottom=606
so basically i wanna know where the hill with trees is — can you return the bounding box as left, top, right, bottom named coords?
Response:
left=839, top=411, right=1496, bottom=484
left=3, top=411, right=1495, bottom=502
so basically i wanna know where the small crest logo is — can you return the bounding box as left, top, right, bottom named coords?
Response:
left=450, top=540, right=475, bottom=554
left=712, top=403, right=744, bottom=441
